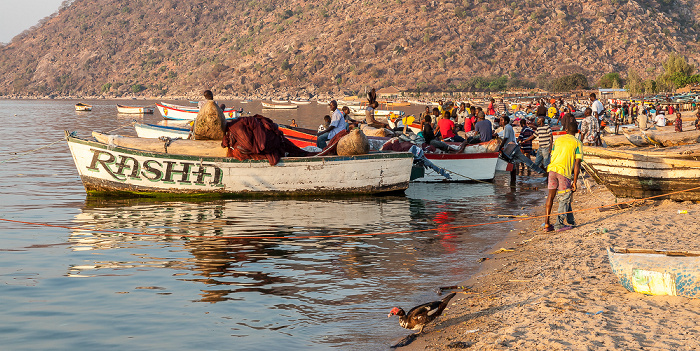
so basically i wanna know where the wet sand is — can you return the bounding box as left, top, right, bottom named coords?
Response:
left=396, top=179, right=700, bottom=350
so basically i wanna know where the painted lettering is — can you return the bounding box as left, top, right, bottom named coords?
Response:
left=163, top=161, right=193, bottom=184
left=142, top=160, right=163, bottom=181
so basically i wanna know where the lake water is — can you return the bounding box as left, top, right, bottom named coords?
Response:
left=0, top=99, right=545, bottom=350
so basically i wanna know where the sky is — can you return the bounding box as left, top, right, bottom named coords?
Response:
left=0, top=0, right=65, bottom=43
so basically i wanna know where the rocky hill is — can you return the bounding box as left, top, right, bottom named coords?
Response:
left=1, top=0, right=700, bottom=99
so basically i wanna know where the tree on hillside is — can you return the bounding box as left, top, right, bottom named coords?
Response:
left=625, top=69, right=644, bottom=95
left=657, top=53, right=695, bottom=90
left=598, top=72, right=623, bottom=89
left=552, top=73, right=588, bottom=92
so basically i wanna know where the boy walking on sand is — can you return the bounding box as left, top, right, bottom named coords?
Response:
left=544, top=122, right=582, bottom=232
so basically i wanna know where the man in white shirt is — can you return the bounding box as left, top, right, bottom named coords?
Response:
left=589, top=93, right=604, bottom=120
left=654, top=111, right=666, bottom=127
left=316, top=100, right=347, bottom=148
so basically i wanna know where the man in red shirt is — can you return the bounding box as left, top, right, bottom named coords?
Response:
left=436, top=111, right=464, bottom=142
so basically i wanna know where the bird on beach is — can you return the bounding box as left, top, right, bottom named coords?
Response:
left=387, top=292, right=456, bottom=334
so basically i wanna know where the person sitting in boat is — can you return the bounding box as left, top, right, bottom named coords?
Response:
left=342, top=106, right=359, bottom=129
left=474, top=111, right=492, bottom=142
left=290, top=119, right=299, bottom=128
left=516, top=119, right=536, bottom=175
left=543, top=121, right=582, bottom=232
left=421, top=115, right=450, bottom=152
left=316, top=101, right=346, bottom=149
left=435, top=111, right=464, bottom=143
left=456, top=102, right=469, bottom=131
left=198, top=90, right=217, bottom=109
left=364, top=101, right=387, bottom=129
left=638, top=109, right=648, bottom=131
left=318, top=115, right=331, bottom=133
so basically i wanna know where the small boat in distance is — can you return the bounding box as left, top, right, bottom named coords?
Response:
left=290, top=100, right=312, bottom=105
left=607, top=247, right=700, bottom=299
left=156, top=102, right=242, bottom=120
left=75, top=103, right=92, bottom=111
left=116, top=105, right=155, bottom=114
left=261, top=101, right=298, bottom=109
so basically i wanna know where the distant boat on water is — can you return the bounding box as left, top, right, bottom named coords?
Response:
left=116, top=104, right=154, bottom=114
left=261, top=101, right=298, bottom=109
left=156, top=102, right=241, bottom=120
left=75, top=103, right=92, bottom=111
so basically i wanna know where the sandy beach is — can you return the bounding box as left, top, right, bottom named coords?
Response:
left=395, top=177, right=700, bottom=350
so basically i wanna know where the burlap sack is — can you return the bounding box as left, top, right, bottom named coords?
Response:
left=337, top=129, right=370, bottom=156
left=360, top=124, right=392, bottom=137
left=193, top=101, right=226, bottom=140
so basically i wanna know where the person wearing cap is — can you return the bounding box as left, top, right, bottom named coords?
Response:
left=316, top=100, right=347, bottom=148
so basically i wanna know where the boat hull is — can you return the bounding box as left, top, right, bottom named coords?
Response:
left=418, top=152, right=500, bottom=182
left=261, top=102, right=298, bottom=109
left=66, top=134, right=413, bottom=197
left=582, top=146, right=700, bottom=201
left=157, top=103, right=241, bottom=120
left=608, top=247, right=700, bottom=298
left=117, top=105, right=154, bottom=114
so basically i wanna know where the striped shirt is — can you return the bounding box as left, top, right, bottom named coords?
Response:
left=536, top=125, right=552, bottom=150
left=498, top=103, right=508, bottom=115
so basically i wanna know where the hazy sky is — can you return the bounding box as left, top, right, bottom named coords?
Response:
left=0, top=0, right=65, bottom=43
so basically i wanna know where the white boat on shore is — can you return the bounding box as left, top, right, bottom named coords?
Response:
left=116, top=105, right=154, bottom=114
left=261, top=101, right=298, bottom=109
left=291, top=100, right=312, bottom=105
left=65, top=131, right=414, bottom=197
left=156, top=102, right=241, bottom=120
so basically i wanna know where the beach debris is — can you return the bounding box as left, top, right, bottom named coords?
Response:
left=448, top=341, right=474, bottom=349
left=464, top=329, right=480, bottom=334
left=478, top=257, right=490, bottom=263
left=492, top=248, right=515, bottom=254
left=679, top=210, right=689, bottom=214
left=508, top=279, right=531, bottom=283
left=586, top=310, right=604, bottom=316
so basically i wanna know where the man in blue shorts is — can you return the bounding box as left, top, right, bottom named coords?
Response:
left=543, top=121, right=582, bottom=232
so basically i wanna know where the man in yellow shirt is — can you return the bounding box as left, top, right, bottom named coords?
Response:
left=548, top=104, right=558, bottom=121
left=544, top=122, right=582, bottom=232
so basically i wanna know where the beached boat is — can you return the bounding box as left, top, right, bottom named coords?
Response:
left=582, top=146, right=700, bottom=201
left=290, top=100, right=312, bottom=105
left=65, top=131, right=414, bottom=197
left=156, top=103, right=241, bottom=120
left=117, top=105, right=155, bottom=114
left=75, top=103, right=92, bottom=111
left=278, top=125, right=499, bottom=181
left=261, top=102, right=298, bottom=109
left=607, top=247, right=700, bottom=298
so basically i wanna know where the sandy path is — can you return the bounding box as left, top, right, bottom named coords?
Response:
left=395, top=180, right=700, bottom=350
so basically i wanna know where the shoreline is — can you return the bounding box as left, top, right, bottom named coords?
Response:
left=396, top=178, right=700, bottom=350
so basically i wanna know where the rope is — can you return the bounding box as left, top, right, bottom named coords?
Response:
left=1, top=185, right=699, bottom=241
left=0, top=120, right=137, bottom=165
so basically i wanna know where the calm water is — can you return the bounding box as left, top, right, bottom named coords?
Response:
left=0, top=99, right=544, bottom=350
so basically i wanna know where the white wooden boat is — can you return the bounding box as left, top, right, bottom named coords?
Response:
left=65, top=131, right=413, bottom=197
left=116, top=105, right=155, bottom=114
left=261, top=101, right=298, bottom=109
left=418, top=152, right=500, bottom=182
left=156, top=103, right=241, bottom=120
left=134, top=123, right=190, bottom=139
left=608, top=247, right=700, bottom=298
left=582, top=146, right=700, bottom=201
left=290, top=100, right=312, bottom=105
left=75, top=103, right=92, bottom=111
left=271, top=99, right=289, bottom=104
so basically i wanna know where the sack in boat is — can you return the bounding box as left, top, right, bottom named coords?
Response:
left=337, top=129, right=370, bottom=156
left=193, top=101, right=226, bottom=140
left=361, top=124, right=394, bottom=137
left=484, top=138, right=501, bottom=152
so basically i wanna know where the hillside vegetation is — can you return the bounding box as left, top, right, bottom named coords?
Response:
left=1, top=0, right=700, bottom=98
